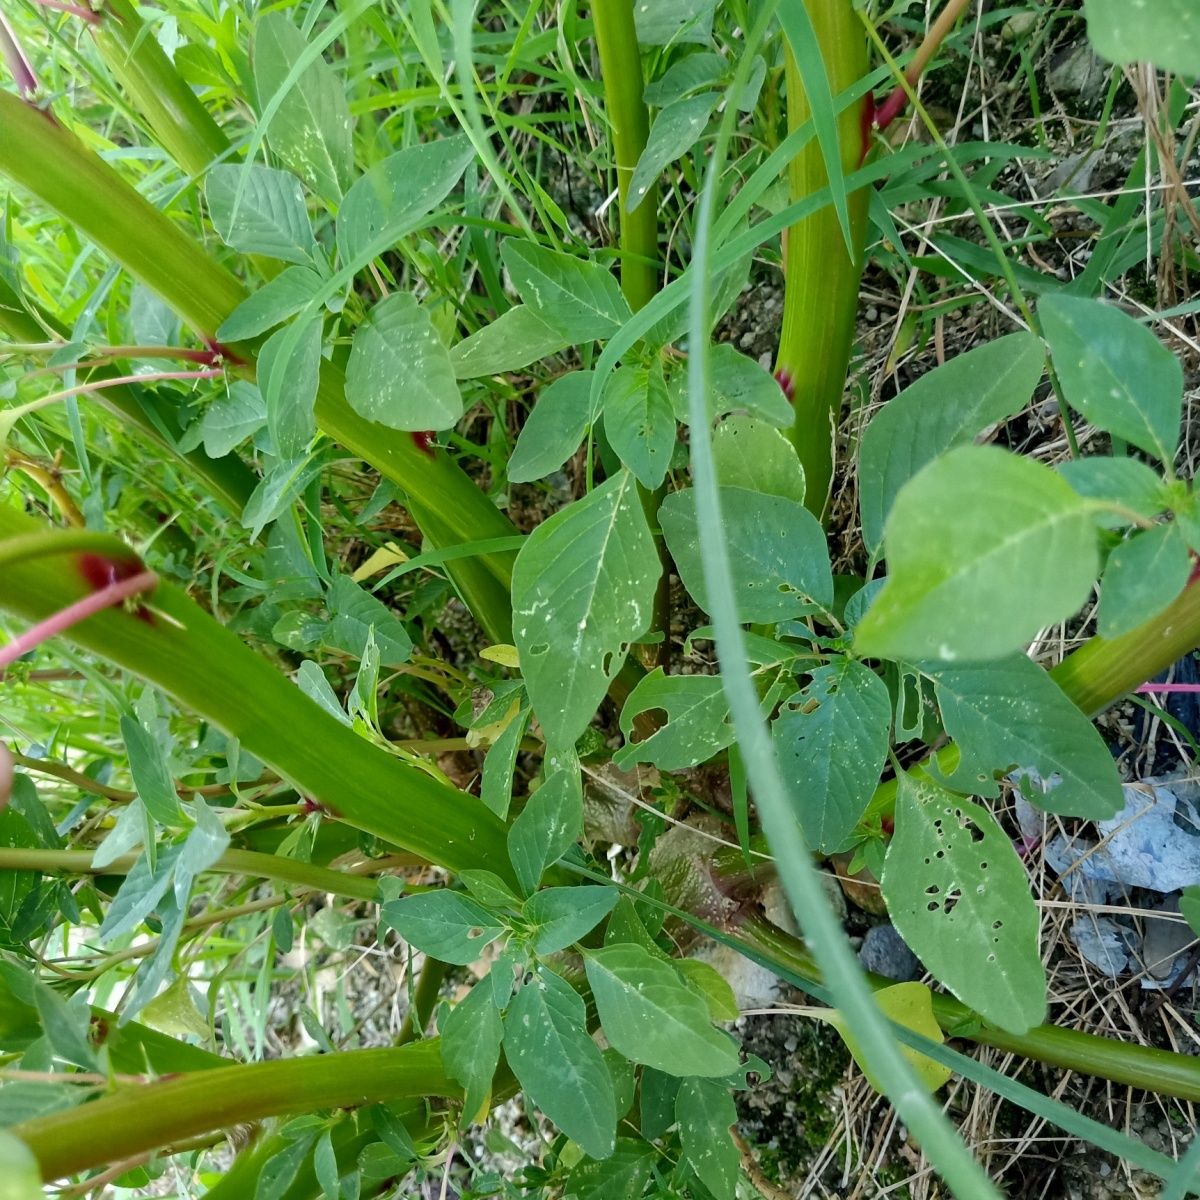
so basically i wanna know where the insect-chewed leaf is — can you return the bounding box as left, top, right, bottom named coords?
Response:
left=713, top=414, right=805, bottom=502
left=380, top=891, right=505, bottom=965
left=923, top=654, right=1123, bottom=820
left=584, top=943, right=740, bottom=1077
left=1040, top=295, right=1182, bottom=465
left=252, top=12, right=353, bottom=204
left=882, top=773, right=1046, bottom=1034
left=853, top=445, right=1098, bottom=662
left=346, top=294, right=463, bottom=432
left=772, top=659, right=892, bottom=853
left=512, top=471, right=661, bottom=748
left=660, top=486, right=832, bottom=624
left=615, top=668, right=734, bottom=772
left=858, top=332, right=1045, bottom=553
left=502, top=967, right=616, bottom=1160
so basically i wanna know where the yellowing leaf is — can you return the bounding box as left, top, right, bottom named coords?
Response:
left=466, top=696, right=522, bottom=750
left=351, top=543, right=409, bottom=582
left=826, top=982, right=952, bottom=1094
left=480, top=644, right=520, bottom=669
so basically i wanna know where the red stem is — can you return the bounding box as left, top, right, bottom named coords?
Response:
left=0, top=741, right=11, bottom=812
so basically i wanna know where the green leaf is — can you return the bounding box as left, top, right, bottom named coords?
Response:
left=644, top=52, right=727, bottom=106
left=508, top=370, right=592, bottom=483
left=1057, top=456, right=1168, bottom=526
left=441, top=979, right=503, bottom=1124
left=253, top=12, right=353, bottom=204
left=1084, top=0, right=1200, bottom=77
left=854, top=445, right=1098, bottom=662
left=380, top=891, right=505, bottom=965
left=179, top=382, right=267, bottom=458
left=346, top=294, right=463, bottom=433
left=615, top=669, right=735, bottom=772
left=205, top=163, right=314, bottom=264
left=703, top=344, right=793, bottom=426
left=480, top=706, right=532, bottom=820
left=120, top=714, right=181, bottom=826
left=674, top=958, right=739, bottom=1021
left=1181, top=885, right=1200, bottom=937
left=1040, top=295, right=1183, bottom=465
left=712, top=414, right=805, bottom=503
left=502, top=968, right=616, bottom=1160
left=217, top=266, right=323, bottom=342
left=313, top=1130, right=338, bottom=1199
left=675, top=1078, right=740, bottom=1200
left=882, top=773, right=1046, bottom=1034
left=451, top=305, right=570, bottom=380
left=336, top=138, right=473, bottom=273
left=772, top=659, right=892, bottom=853
left=0, top=1130, right=41, bottom=1200
left=323, top=575, right=412, bottom=667
left=635, top=0, right=717, bottom=45
left=660, top=486, right=833, bottom=623
left=459, top=869, right=523, bottom=911
left=602, top=363, right=676, bottom=489
left=923, top=655, right=1123, bottom=819
left=584, top=943, right=740, bottom=1077
left=523, top=886, right=618, bottom=956
left=858, top=332, right=1046, bottom=553
left=628, top=93, right=718, bottom=213
left=500, top=239, right=631, bottom=343
left=242, top=455, right=326, bottom=539
left=639, top=1067, right=680, bottom=1140
left=254, top=1131, right=316, bottom=1200
left=1100, top=523, right=1192, bottom=637
left=0, top=810, right=37, bottom=938
left=32, top=981, right=96, bottom=1070
left=258, top=317, right=321, bottom=459
left=564, top=1138, right=656, bottom=1200
left=512, top=471, right=661, bottom=748
left=508, top=755, right=583, bottom=895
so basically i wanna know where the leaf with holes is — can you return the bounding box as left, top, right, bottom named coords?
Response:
left=602, top=363, right=676, bottom=490
left=1085, top=0, right=1200, bottom=77
left=1100, top=523, right=1192, bottom=638
left=700, top=344, right=793, bottom=427
left=380, top=891, right=505, bottom=966
left=451, top=305, right=569, bottom=381
left=615, top=669, right=734, bottom=772
left=712, top=414, right=805, bottom=503
left=772, top=659, right=892, bottom=853
left=512, top=471, right=661, bottom=748
left=660, top=486, right=832, bottom=624
left=858, top=332, right=1045, bottom=553
left=1040, top=295, right=1182, bottom=465
left=882, top=773, right=1045, bottom=1033
left=346, top=294, right=463, bottom=432
left=584, top=943, right=739, bottom=1077
left=923, top=654, right=1123, bottom=819
left=336, top=138, right=473, bottom=273
left=500, top=239, right=630, bottom=343
left=508, top=370, right=592, bottom=483
left=253, top=13, right=353, bottom=204
left=502, top=967, right=616, bottom=1160
left=205, top=164, right=314, bottom=264
left=854, top=445, right=1098, bottom=662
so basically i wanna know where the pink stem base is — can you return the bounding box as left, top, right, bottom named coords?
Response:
left=0, top=570, right=157, bottom=669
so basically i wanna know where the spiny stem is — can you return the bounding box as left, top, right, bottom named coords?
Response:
left=0, top=570, right=157, bottom=670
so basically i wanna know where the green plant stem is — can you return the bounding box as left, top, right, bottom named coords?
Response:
left=0, top=847, right=383, bottom=902
left=0, top=509, right=516, bottom=884
left=396, top=956, right=450, bottom=1044
left=90, top=0, right=228, bottom=178
left=13, top=1043, right=457, bottom=1181
left=591, top=0, right=671, bottom=666
left=776, top=1, right=870, bottom=518
left=741, top=914, right=1200, bottom=1102
left=0, top=90, right=516, bottom=643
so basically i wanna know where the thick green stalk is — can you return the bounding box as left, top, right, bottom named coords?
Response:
left=90, top=0, right=228, bottom=178
left=0, top=508, right=515, bottom=882
left=742, top=915, right=1200, bottom=1102
left=0, top=847, right=383, bottom=902
left=591, top=0, right=658, bottom=312
left=13, top=1043, right=456, bottom=1181
left=0, top=91, right=516, bottom=642
left=777, top=1, right=870, bottom=517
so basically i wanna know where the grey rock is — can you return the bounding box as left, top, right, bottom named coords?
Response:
left=1141, top=895, right=1195, bottom=982
left=1069, top=916, right=1132, bottom=976
left=858, top=924, right=922, bottom=982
